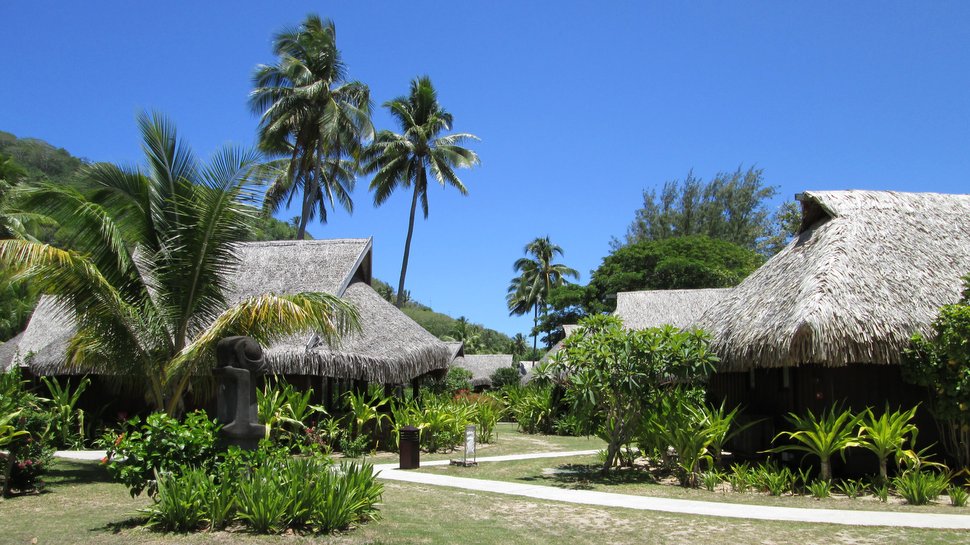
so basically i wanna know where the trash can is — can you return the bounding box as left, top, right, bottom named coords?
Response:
left=399, top=425, right=420, bottom=469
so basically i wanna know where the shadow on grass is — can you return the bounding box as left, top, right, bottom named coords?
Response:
left=95, top=516, right=148, bottom=534
left=47, top=459, right=114, bottom=485
left=519, top=463, right=660, bottom=491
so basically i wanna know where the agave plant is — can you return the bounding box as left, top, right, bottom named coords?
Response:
left=767, top=406, right=862, bottom=481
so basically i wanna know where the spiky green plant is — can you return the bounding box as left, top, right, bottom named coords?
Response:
left=0, top=113, right=360, bottom=415
left=857, top=405, right=920, bottom=482
left=767, top=406, right=862, bottom=481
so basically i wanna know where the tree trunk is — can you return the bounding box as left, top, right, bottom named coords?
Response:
left=820, top=457, right=832, bottom=481
left=395, top=184, right=420, bottom=308
left=879, top=458, right=888, bottom=482
left=532, top=303, right=538, bottom=358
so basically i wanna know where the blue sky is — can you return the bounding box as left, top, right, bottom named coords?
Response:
left=2, top=2, right=969, bottom=337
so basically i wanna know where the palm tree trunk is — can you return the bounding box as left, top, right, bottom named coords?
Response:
left=297, top=186, right=313, bottom=240
left=396, top=184, right=420, bottom=308
left=532, top=303, right=538, bottom=358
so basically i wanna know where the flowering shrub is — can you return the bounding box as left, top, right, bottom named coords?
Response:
left=100, top=411, right=218, bottom=497
left=5, top=410, right=54, bottom=493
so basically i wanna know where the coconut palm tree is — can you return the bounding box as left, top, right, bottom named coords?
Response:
left=250, top=15, right=372, bottom=239
left=510, top=333, right=528, bottom=362
left=507, top=237, right=579, bottom=354
left=363, top=76, right=479, bottom=307
left=0, top=113, right=359, bottom=415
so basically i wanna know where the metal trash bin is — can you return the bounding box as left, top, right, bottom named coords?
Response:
left=399, top=425, right=420, bottom=469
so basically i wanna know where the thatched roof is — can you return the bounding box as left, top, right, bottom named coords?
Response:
left=539, top=324, right=583, bottom=364
left=452, top=354, right=517, bottom=388
left=0, top=332, right=24, bottom=372
left=615, top=288, right=732, bottom=330
left=14, top=238, right=450, bottom=383
left=265, top=281, right=451, bottom=384
left=700, top=190, right=970, bottom=371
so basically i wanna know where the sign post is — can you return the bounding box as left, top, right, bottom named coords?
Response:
left=451, top=424, right=478, bottom=467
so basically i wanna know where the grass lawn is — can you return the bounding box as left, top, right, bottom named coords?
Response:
left=417, top=453, right=970, bottom=515
left=361, top=421, right=605, bottom=463
left=1, top=459, right=969, bottom=544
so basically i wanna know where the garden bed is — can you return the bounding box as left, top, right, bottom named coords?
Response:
left=416, top=453, right=970, bottom=515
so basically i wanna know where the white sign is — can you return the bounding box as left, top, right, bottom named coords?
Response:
left=464, top=424, right=476, bottom=462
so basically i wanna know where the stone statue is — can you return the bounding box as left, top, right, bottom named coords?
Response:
left=213, top=336, right=269, bottom=449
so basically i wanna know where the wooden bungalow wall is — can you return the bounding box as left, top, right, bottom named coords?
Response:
left=708, top=364, right=936, bottom=472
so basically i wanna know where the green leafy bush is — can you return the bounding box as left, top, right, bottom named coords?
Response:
left=753, top=462, right=793, bottom=496
left=557, top=315, right=718, bottom=472
left=101, top=411, right=218, bottom=497
left=835, top=478, right=867, bottom=499
left=701, top=469, right=726, bottom=492
left=41, top=375, right=90, bottom=449
left=893, top=470, right=949, bottom=505
left=807, top=479, right=832, bottom=499
left=146, top=453, right=382, bottom=535
left=948, top=484, right=969, bottom=507
left=145, top=468, right=212, bottom=532
left=504, top=385, right=555, bottom=435
left=489, top=366, right=522, bottom=389
left=902, top=274, right=970, bottom=468
left=728, top=463, right=753, bottom=493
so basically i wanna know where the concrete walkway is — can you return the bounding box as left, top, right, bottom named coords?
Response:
left=55, top=450, right=108, bottom=461
left=373, top=451, right=970, bottom=530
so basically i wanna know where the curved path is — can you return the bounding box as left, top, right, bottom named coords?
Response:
left=372, top=450, right=970, bottom=530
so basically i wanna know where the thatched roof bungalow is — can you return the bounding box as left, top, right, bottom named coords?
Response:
left=451, top=353, right=522, bottom=390
left=700, top=190, right=970, bottom=370
left=11, top=239, right=450, bottom=385
left=697, top=190, right=970, bottom=461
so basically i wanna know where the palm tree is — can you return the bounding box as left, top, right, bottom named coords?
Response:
left=0, top=113, right=359, bottom=415
left=506, top=237, right=578, bottom=354
left=250, top=15, right=372, bottom=239
left=363, top=76, right=479, bottom=307
left=510, top=333, right=528, bottom=362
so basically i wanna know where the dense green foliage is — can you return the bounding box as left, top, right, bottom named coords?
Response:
left=100, top=411, right=219, bottom=498
left=0, top=131, right=86, bottom=184
left=489, top=366, right=523, bottom=389
left=556, top=315, right=719, bottom=472
left=586, top=236, right=763, bottom=313
left=1, top=368, right=57, bottom=496
left=619, top=166, right=797, bottom=255
left=363, top=76, right=479, bottom=307
left=902, top=274, right=970, bottom=469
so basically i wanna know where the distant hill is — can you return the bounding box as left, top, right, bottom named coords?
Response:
left=371, top=279, right=511, bottom=354
left=0, top=130, right=86, bottom=183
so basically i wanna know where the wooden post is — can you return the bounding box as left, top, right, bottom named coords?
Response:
left=411, top=377, right=420, bottom=402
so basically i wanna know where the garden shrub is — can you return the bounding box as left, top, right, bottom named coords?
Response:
left=101, top=411, right=218, bottom=497
left=1, top=367, right=54, bottom=496
left=893, top=470, right=949, bottom=505
left=949, top=484, right=969, bottom=507
left=145, top=453, right=382, bottom=535
left=489, top=366, right=522, bottom=389
left=5, top=408, right=54, bottom=494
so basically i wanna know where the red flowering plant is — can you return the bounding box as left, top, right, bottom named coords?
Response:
left=4, top=408, right=55, bottom=494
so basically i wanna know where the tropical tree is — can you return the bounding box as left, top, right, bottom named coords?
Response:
left=0, top=113, right=360, bottom=415
left=363, top=76, right=480, bottom=307
left=506, top=236, right=579, bottom=353
left=509, top=333, right=528, bottom=362
left=250, top=15, right=372, bottom=239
